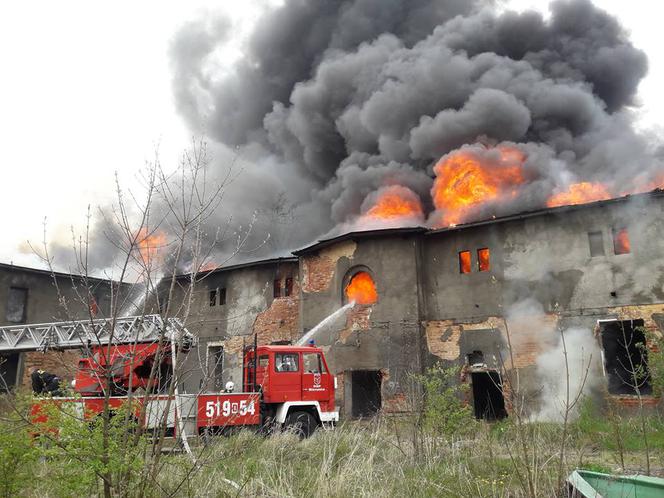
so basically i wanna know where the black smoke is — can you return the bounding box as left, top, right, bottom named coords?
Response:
left=164, top=0, right=658, bottom=265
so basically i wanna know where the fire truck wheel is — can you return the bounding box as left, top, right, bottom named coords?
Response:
left=284, top=411, right=317, bottom=438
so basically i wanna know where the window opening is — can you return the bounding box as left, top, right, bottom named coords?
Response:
left=209, top=289, right=217, bottom=307
left=284, top=277, right=294, bottom=297
left=273, top=279, right=281, bottom=298
left=477, top=248, right=490, bottom=272
left=275, top=353, right=299, bottom=372
left=588, top=231, right=604, bottom=257
left=207, top=345, right=224, bottom=391
left=599, top=319, right=651, bottom=395
left=345, top=271, right=377, bottom=305
left=0, top=353, right=21, bottom=393
left=612, top=228, right=631, bottom=255
left=459, top=251, right=471, bottom=274
left=6, top=287, right=27, bottom=323
left=219, top=288, right=226, bottom=305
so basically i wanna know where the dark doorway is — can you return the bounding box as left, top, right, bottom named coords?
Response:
left=0, top=353, right=21, bottom=393
left=351, top=370, right=382, bottom=418
left=600, top=319, right=652, bottom=395
left=471, top=371, right=507, bottom=421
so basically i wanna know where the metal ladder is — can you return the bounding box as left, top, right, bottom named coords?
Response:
left=0, top=315, right=190, bottom=352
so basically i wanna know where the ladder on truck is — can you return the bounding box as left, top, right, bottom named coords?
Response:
left=0, top=315, right=192, bottom=352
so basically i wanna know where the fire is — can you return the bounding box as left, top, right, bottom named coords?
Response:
left=546, top=182, right=612, bottom=208
left=613, top=228, right=631, bottom=255
left=136, top=228, right=168, bottom=266
left=431, top=145, right=526, bottom=227
left=345, top=271, right=377, bottom=305
left=362, top=185, right=424, bottom=222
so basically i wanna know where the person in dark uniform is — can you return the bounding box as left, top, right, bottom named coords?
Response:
left=30, top=367, right=63, bottom=396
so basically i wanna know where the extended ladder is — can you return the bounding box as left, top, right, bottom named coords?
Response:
left=0, top=315, right=191, bottom=352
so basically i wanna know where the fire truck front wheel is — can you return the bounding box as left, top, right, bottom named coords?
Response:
left=283, top=410, right=317, bottom=438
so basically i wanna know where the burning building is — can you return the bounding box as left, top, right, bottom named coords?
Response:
left=158, top=189, right=663, bottom=420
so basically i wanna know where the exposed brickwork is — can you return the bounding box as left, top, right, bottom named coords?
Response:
left=339, top=305, right=372, bottom=342
left=252, top=291, right=301, bottom=345
left=301, top=240, right=356, bottom=293
left=20, top=350, right=81, bottom=390
left=425, top=315, right=558, bottom=369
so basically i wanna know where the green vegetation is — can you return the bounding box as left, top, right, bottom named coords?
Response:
left=1, top=394, right=663, bottom=497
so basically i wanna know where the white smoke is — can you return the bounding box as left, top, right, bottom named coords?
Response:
left=533, top=327, right=602, bottom=422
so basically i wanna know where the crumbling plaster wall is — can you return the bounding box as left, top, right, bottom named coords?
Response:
left=421, top=196, right=664, bottom=410
left=176, top=262, right=300, bottom=393
left=299, top=235, right=423, bottom=414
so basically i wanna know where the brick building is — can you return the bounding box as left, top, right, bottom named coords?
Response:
left=166, top=191, right=664, bottom=419
left=0, top=263, right=118, bottom=392
left=4, top=191, right=664, bottom=420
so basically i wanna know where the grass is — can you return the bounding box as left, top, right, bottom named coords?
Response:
left=2, top=400, right=663, bottom=497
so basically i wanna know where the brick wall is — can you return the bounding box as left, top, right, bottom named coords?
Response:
left=20, top=350, right=81, bottom=390
left=301, top=240, right=356, bottom=293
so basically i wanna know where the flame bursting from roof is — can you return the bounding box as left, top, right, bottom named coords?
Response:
left=431, top=145, right=526, bottom=227
left=361, top=185, right=424, bottom=222
left=136, top=228, right=168, bottom=266
left=345, top=271, right=377, bottom=305
left=546, top=182, right=613, bottom=208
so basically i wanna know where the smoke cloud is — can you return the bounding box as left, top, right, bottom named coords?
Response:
left=50, top=0, right=659, bottom=273
left=162, top=0, right=660, bottom=265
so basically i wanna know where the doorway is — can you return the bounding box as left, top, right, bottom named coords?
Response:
left=471, top=370, right=507, bottom=421
left=350, top=370, right=382, bottom=418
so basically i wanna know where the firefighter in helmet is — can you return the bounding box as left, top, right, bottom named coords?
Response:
left=29, top=367, right=64, bottom=396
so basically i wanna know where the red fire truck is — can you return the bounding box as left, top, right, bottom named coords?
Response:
left=0, top=316, right=338, bottom=438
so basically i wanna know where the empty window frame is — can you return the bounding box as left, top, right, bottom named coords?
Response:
left=588, top=231, right=605, bottom=257
left=459, top=251, right=471, bottom=274
left=612, top=227, right=631, bottom=255
left=219, top=288, right=226, bottom=305
left=284, top=277, right=294, bottom=297
left=209, top=289, right=217, bottom=307
left=599, top=319, right=652, bottom=395
left=477, top=248, right=490, bottom=272
left=207, top=345, right=224, bottom=391
left=6, top=287, right=27, bottom=323
left=273, top=279, right=281, bottom=298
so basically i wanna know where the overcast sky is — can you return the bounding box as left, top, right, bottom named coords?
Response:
left=0, top=0, right=661, bottom=269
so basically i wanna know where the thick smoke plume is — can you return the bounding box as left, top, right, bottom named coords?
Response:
left=166, top=0, right=660, bottom=265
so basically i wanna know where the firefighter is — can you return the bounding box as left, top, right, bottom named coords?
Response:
left=29, top=367, right=63, bottom=396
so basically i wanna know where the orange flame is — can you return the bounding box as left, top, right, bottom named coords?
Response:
left=345, top=271, right=377, bottom=305
left=431, top=145, right=526, bottom=227
left=546, top=182, right=612, bottom=208
left=362, top=185, right=424, bottom=221
left=137, top=228, right=167, bottom=266
left=613, top=228, right=631, bottom=255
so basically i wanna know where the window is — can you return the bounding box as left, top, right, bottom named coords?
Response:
left=303, top=353, right=324, bottom=374
left=219, top=288, right=226, bottom=305
left=209, top=289, right=217, bottom=307
left=459, top=251, right=471, bottom=274
left=284, top=277, right=294, bottom=297
left=258, top=355, right=269, bottom=368
left=6, top=287, right=27, bottom=323
left=273, top=279, right=281, bottom=298
left=612, top=228, right=631, bottom=255
left=588, top=231, right=605, bottom=257
left=275, top=353, right=299, bottom=372
left=477, top=248, right=490, bottom=272
left=207, top=345, right=224, bottom=390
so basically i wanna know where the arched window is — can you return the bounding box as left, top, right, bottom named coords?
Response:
left=344, top=270, right=378, bottom=305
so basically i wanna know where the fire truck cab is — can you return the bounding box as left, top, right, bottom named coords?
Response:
left=241, top=345, right=338, bottom=434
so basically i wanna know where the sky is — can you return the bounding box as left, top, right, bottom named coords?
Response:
left=0, top=0, right=661, bottom=270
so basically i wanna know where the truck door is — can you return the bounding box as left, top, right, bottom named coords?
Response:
left=270, top=352, right=301, bottom=402
left=302, top=352, right=330, bottom=403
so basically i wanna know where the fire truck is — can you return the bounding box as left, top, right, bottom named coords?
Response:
left=0, top=315, right=338, bottom=438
